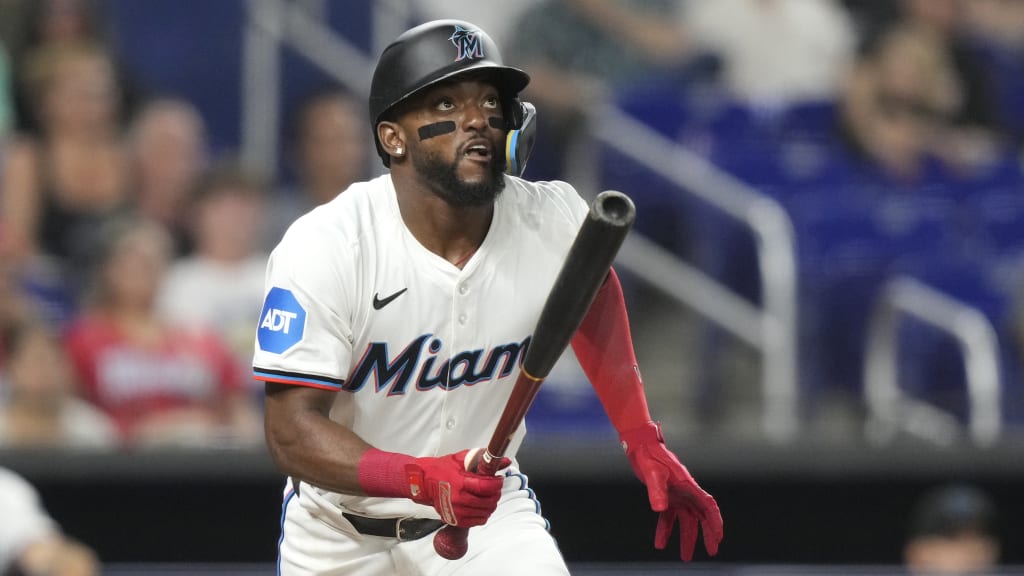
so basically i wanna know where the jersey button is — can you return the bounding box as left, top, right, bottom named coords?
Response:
left=458, top=314, right=467, bottom=325
left=458, top=283, right=468, bottom=295
left=446, top=418, right=456, bottom=430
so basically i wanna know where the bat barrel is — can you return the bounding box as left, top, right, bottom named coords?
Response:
left=593, top=190, right=636, bottom=228
left=521, top=190, right=636, bottom=378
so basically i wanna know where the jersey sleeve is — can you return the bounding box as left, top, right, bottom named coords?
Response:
left=252, top=220, right=355, bottom=391
left=537, top=179, right=590, bottom=228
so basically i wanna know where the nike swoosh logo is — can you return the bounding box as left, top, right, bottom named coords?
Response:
left=372, top=288, right=408, bottom=310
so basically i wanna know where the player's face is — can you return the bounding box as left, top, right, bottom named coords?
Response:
left=402, top=78, right=506, bottom=207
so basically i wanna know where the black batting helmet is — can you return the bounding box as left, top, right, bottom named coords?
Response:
left=369, top=19, right=531, bottom=167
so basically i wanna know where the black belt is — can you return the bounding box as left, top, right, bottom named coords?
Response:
left=342, top=512, right=445, bottom=541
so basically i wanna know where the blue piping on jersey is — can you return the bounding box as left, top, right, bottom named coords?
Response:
left=277, top=487, right=296, bottom=576
left=506, top=470, right=550, bottom=531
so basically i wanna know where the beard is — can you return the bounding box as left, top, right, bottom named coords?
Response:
left=413, top=147, right=506, bottom=207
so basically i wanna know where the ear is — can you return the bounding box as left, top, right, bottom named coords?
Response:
left=377, top=121, right=407, bottom=160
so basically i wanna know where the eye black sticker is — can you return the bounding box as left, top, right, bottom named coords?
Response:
left=417, top=121, right=456, bottom=140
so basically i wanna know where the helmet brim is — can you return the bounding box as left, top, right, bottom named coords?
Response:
left=375, top=63, right=529, bottom=123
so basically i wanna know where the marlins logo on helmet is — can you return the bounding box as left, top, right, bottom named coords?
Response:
left=449, top=25, right=484, bottom=61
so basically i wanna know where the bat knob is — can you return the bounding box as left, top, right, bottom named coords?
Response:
left=434, top=526, right=469, bottom=560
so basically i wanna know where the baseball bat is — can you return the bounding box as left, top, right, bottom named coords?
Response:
left=433, top=190, right=636, bottom=560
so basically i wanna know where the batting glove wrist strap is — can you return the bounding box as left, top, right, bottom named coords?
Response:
left=618, top=420, right=664, bottom=454
left=358, top=448, right=505, bottom=528
left=357, top=448, right=418, bottom=498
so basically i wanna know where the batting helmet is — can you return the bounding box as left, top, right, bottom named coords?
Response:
left=369, top=19, right=531, bottom=167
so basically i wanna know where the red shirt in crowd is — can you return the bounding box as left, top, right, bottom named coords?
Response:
left=64, top=313, right=243, bottom=442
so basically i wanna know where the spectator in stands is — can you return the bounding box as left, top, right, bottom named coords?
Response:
left=0, top=319, right=117, bottom=449
left=903, top=483, right=1000, bottom=574
left=0, top=42, right=131, bottom=292
left=850, top=0, right=1005, bottom=176
left=128, top=98, right=209, bottom=256
left=158, top=161, right=269, bottom=400
left=64, top=218, right=261, bottom=448
left=963, top=0, right=1024, bottom=46
left=839, top=25, right=960, bottom=182
left=271, top=86, right=369, bottom=247
left=4, top=0, right=141, bottom=134
left=0, top=257, right=31, bottom=333
left=962, top=0, right=1024, bottom=148
left=0, top=237, right=77, bottom=332
left=291, top=87, right=368, bottom=206
left=506, top=0, right=692, bottom=180
left=0, top=466, right=100, bottom=576
left=408, top=0, right=542, bottom=48
left=0, top=239, right=65, bottom=337
left=684, top=0, right=856, bottom=107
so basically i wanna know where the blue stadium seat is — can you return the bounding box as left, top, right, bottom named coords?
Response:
left=705, top=100, right=843, bottom=201
left=957, top=164, right=1024, bottom=258
left=599, top=145, right=695, bottom=261
left=886, top=251, right=1023, bottom=427
left=609, top=79, right=1024, bottom=427
left=615, top=76, right=695, bottom=141
left=788, top=189, right=890, bottom=394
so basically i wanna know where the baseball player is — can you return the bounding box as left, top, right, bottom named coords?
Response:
left=255, top=19, right=723, bottom=575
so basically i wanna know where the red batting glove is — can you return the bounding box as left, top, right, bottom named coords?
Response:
left=620, top=422, right=723, bottom=561
left=358, top=448, right=509, bottom=528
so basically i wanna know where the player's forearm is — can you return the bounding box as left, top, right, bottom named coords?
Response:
left=264, top=388, right=371, bottom=494
left=570, top=268, right=652, bottom=432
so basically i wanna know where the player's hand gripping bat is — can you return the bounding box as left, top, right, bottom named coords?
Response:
left=433, top=190, right=637, bottom=560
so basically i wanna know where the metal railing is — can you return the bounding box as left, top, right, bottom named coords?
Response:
left=593, top=106, right=799, bottom=441
left=241, top=0, right=409, bottom=172
left=864, top=276, right=1002, bottom=447
left=240, top=0, right=800, bottom=441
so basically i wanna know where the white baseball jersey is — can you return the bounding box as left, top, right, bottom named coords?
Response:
left=253, top=173, right=588, bottom=524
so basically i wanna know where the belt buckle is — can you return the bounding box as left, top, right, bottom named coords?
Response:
left=395, top=517, right=415, bottom=541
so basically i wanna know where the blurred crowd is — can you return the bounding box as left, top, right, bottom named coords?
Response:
left=1, top=0, right=1024, bottom=451
left=0, top=0, right=371, bottom=450
left=2, top=3, right=1021, bottom=574
left=543, top=0, right=1024, bottom=430
left=505, top=0, right=1024, bottom=181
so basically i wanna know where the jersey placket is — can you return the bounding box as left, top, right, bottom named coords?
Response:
left=437, top=269, right=475, bottom=449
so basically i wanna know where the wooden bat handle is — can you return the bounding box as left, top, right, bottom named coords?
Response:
left=432, top=449, right=503, bottom=560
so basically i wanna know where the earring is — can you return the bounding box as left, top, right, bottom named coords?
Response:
left=395, top=147, right=403, bottom=156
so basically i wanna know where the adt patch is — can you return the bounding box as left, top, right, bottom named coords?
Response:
left=258, top=287, right=306, bottom=353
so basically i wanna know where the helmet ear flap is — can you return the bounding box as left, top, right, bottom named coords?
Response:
left=505, top=101, right=537, bottom=177
left=506, top=98, right=527, bottom=131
